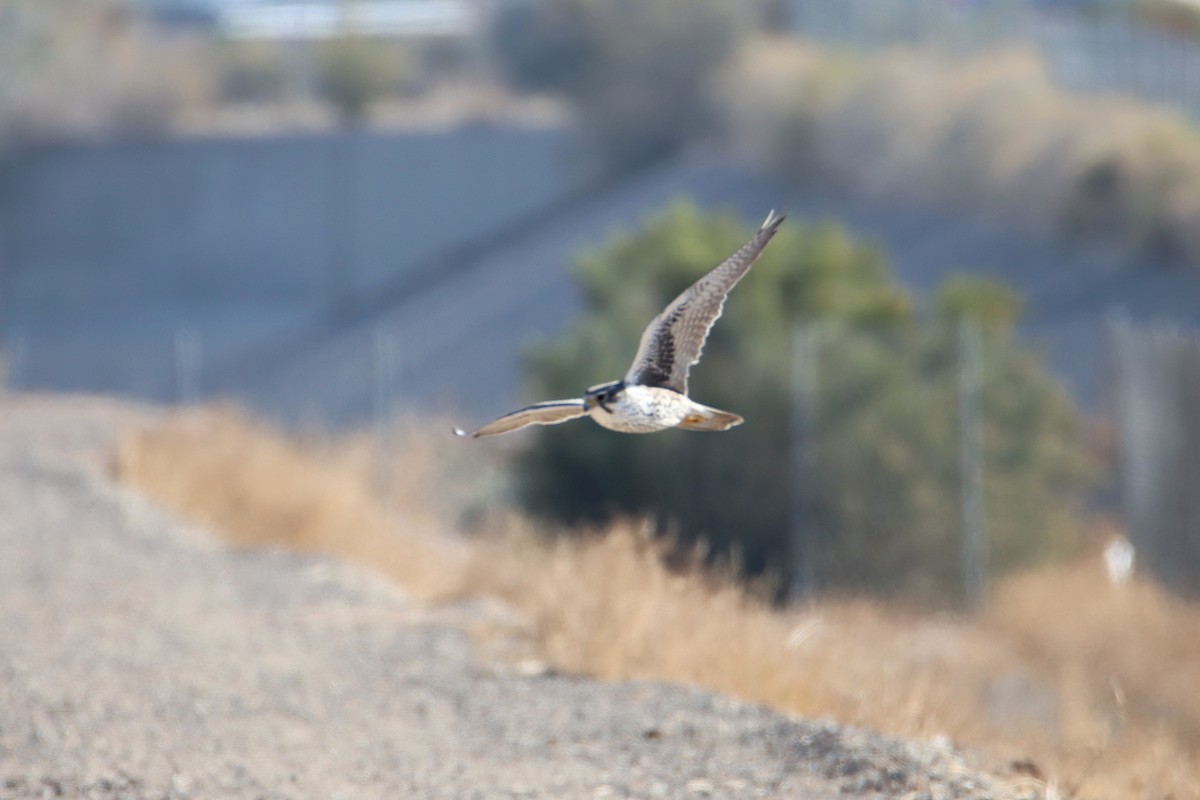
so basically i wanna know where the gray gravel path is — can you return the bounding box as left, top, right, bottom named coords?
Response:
left=0, top=396, right=1031, bottom=799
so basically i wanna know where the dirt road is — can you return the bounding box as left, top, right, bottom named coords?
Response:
left=0, top=396, right=1030, bottom=799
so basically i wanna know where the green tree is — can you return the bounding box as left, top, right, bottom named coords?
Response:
left=517, top=204, right=1095, bottom=604
left=934, top=273, right=1022, bottom=331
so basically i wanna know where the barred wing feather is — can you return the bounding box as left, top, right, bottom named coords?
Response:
left=454, top=400, right=587, bottom=438
left=624, top=210, right=785, bottom=394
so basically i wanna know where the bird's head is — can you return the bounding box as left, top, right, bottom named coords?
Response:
left=584, top=381, right=622, bottom=412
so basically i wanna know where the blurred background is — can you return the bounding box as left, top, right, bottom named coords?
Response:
left=8, top=0, right=1200, bottom=594
left=9, top=0, right=1200, bottom=792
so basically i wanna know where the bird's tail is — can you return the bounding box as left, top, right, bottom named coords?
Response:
left=677, top=403, right=744, bottom=432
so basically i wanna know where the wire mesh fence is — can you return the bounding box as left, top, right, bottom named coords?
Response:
left=8, top=311, right=1200, bottom=601
left=783, top=319, right=1072, bottom=606
left=1109, top=314, right=1200, bottom=597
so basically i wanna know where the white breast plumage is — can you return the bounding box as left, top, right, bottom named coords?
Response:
left=589, top=386, right=690, bottom=433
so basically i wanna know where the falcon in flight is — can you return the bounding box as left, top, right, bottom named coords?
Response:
left=455, top=210, right=786, bottom=438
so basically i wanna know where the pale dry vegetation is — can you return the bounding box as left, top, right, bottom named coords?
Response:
left=0, top=2, right=216, bottom=146
left=116, top=407, right=1200, bottom=800
left=0, top=2, right=543, bottom=150
left=113, top=406, right=466, bottom=598
left=716, top=37, right=1200, bottom=266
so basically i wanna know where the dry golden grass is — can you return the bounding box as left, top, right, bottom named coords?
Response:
left=113, top=406, right=465, bottom=598
left=463, top=520, right=1023, bottom=737
left=117, top=408, right=1200, bottom=800
left=987, top=543, right=1200, bottom=798
left=469, top=521, right=1200, bottom=799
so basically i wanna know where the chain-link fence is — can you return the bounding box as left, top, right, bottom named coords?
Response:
left=783, top=319, right=1087, bottom=606
left=13, top=309, right=1200, bottom=602
left=1109, top=314, right=1200, bottom=596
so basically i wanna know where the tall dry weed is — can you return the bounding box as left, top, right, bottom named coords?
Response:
left=462, top=520, right=1012, bottom=737
left=113, top=405, right=465, bottom=598
left=983, top=537, right=1200, bottom=798
left=989, top=533, right=1200, bottom=736
left=467, top=519, right=1200, bottom=799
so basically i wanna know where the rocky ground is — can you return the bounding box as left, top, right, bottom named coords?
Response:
left=0, top=395, right=1040, bottom=799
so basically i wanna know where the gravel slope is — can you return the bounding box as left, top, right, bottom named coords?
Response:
left=0, top=396, right=1034, bottom=799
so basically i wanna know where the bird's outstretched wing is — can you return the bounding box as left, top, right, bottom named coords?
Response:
left=624, top=210, right=785, bottom=394
left=454, top=399, right=587, bottom=438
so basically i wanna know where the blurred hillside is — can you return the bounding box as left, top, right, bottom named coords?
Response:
left=10, top=143, right=1200, bottom=421
left=9, top=0, right=1200, bottom=421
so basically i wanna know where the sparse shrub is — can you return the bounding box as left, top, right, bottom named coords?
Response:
left=716, top=37, right=1200, bottom=269
left=317, top=35, right=410, bottom=124
left=214, top=40, right=290, bottom=105
left=490, top=0, right=745, bottom=172
left=515, top=204, right=1095, bottom=604
left=490, top=0, right=595, bottom=94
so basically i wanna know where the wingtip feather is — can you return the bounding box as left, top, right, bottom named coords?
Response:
left=761, top=208, right=786, bottom=232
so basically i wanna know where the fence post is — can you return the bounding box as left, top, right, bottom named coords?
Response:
left=1109, top=316, right=1200, bottom=596
left=372, top=326, right=398, bottom=438
left=959, top=320, right=988, bottom=609
left=789, top=323, right=821, bottom=602
left=326, top=133, right=358, bottom=317
left=174, top=327, right=202, bottom=406
left=3, top=330, right=26, bottom=392
left=372, top=326, right=398, bottom=499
